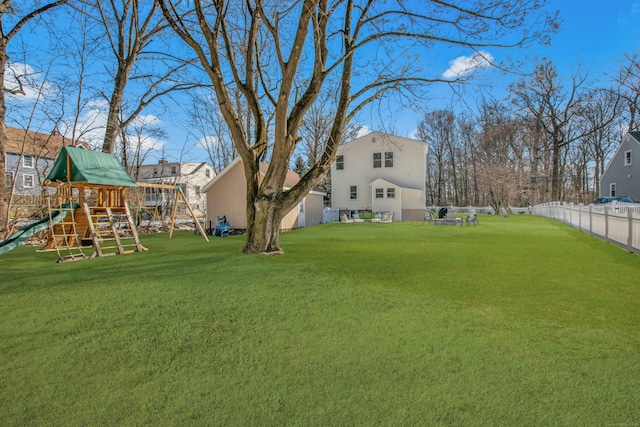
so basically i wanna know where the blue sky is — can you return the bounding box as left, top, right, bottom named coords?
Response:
left=5, top=1, right=640, bottom=163
left=381, top=0, right=640, bottom=139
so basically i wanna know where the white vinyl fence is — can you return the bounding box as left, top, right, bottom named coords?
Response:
left=534, top=202, right=640, bottom=254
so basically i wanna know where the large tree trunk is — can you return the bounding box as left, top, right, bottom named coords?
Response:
left=244, top=198, right=286, bottom=254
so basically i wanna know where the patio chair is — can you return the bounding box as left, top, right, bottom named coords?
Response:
left=465, top=213, right=478, bottom=227
left=422, top=209, right=437, bottom=225
left=340, top=213, right=354, bottom=224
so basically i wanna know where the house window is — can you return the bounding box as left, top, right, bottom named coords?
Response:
left=336, top=155, right=344, bottom=170
left=153, top=168, right=158, bottom=175
left=195, top=186, right=201, bottom=196
left=387, top=188, right=395, bottom=198
left=171, top=166, right=177, bottom=175
left=206, top=169, right=211, bottom=178
left=385, top=151, right=394, bottom=167
left=373, top=151, right=393, bottom=168
left=5, top=172, right=13, bottom=188
left=373, top=152, right=382, bottom=168
left=23, top=155, right=34, bottom=168
left=625, top=150, right=632, bottom=166
left=610, top=183, right=617, bottom=197
left=375, top=188, right=384, bottom=199
left=23, top=174, right=34, bottom=188
left=350, top=185, right=357, bottom=200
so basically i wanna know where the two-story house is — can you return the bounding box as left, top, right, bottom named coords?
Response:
left=600, top=131, right=640, bottom=202
left=331, top=131, right=428, bottom=221
left=4, top=127, right=87, bottom=196
left=135, top=159, right=215, bottom=216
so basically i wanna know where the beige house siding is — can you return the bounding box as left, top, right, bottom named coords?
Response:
left=206, top=159, right=247, bottom=229
left=204, top=157, right=325, bottom=230
left=304, top=193, right=324, bottom=227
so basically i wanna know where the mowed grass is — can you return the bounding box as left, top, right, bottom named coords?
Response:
left=1, top=215, right=639, bottom=426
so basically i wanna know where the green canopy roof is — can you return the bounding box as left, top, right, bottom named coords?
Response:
left=46, top=146, right=138, bottom=187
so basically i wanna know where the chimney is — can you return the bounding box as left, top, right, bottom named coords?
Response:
left=158, top=158, right=168, bottom=164
left=51, top=130, right=60, bottom=137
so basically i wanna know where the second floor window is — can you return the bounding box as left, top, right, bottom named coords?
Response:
left=171, top=166, right=177, bottom=175
left=625, top=150, right=632, bottom=166
left=373, top=151, right=393, bottom=168
left=336, top=155, right=344, bottom=170
left=385, top=151, right=394, bottom=167
left=350, top=185, right=357, bottom=199
left=23, top=155, right=34, bottom=168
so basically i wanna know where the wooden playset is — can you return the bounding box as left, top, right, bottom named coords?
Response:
left=38, top=147, right=207, bottom=262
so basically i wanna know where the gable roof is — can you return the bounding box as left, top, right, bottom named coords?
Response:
left=5, top=126, right=89, bottom=158
left=629, top=131, right=640, bottom=143
left=340, top=131, right=425, bottom=150
left=202, top=157, right=300, bottom=192
left=45, top=146, right=138, bottom=187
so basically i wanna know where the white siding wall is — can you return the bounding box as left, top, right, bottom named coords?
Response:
left=331, top=132, right=427, bottom=213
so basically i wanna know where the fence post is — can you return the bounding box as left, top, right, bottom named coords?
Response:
left=605, top=206, right=610, bottom=243
left=628, top=208, right=633, bottom=253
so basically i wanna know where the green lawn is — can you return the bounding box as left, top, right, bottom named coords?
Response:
left=1, top=215, right=639, bottom=426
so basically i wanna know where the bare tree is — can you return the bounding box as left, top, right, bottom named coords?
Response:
left=575, top=88, right=623, bottom=200
left=77, top=0, right=201, bottom=154
left=511, top=61, right=589, bottom=201
left=416, top=110, right=456, bottom=206
left=474, top=101, right=530, bottom=214
left=0, top=0, right=68, bottom=237
left=612, top=51, right=640, bottom=133
left=188, top=89, right=238, bottom=174
left=159, top=0, right=557, bottom=254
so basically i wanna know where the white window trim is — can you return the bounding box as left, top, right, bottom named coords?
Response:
left=386, top=188, right=395, bottom=198
left=610, top=183, right=617, bottom=197
left=375, top=188, right=384, bottom=199
left=373, top=151, right=394, bottom=168
left=336, top=155, right=344, bottom=170
left=23, top=173, right=35, bottom=188
left=625, top=150, right=632, bottom=166
left=22, top=155, right=34, bottom=168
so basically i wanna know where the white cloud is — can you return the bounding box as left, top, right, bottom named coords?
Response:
left=5, top=62, right=55, bottom=100
left=197, top=135, right=219, bottom=150
left=63, top=101, right=165, bottom=152
left=442, top=51, right=494, bottom=79
left=356, top=125, right=371, bottom=138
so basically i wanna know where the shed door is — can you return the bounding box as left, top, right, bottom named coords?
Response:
left=298, top=198, right=306, bottom=227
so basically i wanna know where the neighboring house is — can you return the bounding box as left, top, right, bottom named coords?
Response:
left=136, top=160, right=216, bottom=216
left=600, top=131, right=640, bottom=202
left=202, top=157, right=325, bottom=231
left=4, top=127, right=88, bottom=196
left=331, top=131, right=428, bottom=221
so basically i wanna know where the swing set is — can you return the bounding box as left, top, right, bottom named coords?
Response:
left=37, top=147, right=207, bottom=262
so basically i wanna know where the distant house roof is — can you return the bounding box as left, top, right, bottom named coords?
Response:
left=46, top=146, right=138, bottom=187
left=629, top=131, right=640, bottom=143
left=202, top=157, right=300, bottom=192
left=4, top=126, right=89, bottom=158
